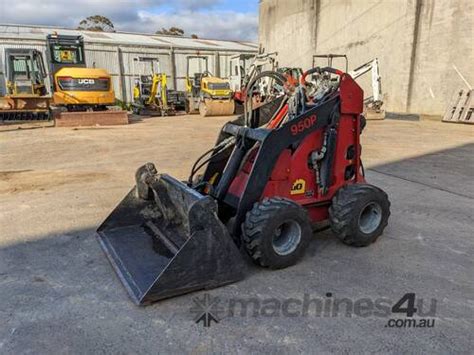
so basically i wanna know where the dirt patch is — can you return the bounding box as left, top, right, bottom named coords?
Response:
left=0, top=169, right=110, bottom=195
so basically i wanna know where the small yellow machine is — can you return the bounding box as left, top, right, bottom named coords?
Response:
left=132, top=57, right=184, bottom=116
left=185, top=56, right=234, bottom=117
left=0, top=48, right=50, bottom=121
left=133, top=73, right=169, bottom=115
left=46, top=34, right=115, bottom=111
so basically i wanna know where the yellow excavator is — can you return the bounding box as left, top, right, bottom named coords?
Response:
left=185, top=56, right=235, bottom=117
left=0, top=48, right=51, bottom=121
left=46, top=33, right=115, bottom=111
left=133, top=72, right=170, bottom=115
left=132, top=57, right=185, bottom=116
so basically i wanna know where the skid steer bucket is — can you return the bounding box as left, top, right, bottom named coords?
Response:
left=97, top=163, right=246, bottom=305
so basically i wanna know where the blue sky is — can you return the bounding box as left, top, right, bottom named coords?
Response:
left=156, top=0, right=258, bottom=13
left=0, top=0, right=259, bottom=41
left=218, top=0, right=257, bottom=12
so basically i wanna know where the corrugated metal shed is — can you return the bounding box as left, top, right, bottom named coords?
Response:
left=0, top=24, right=258, bottom=101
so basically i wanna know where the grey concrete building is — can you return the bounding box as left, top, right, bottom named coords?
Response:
left=259, top=0, right=473, bottom=115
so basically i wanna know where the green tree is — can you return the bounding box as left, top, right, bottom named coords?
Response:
left=77, top=15, right=115, bottom=32
left=156, top=27, right=185, bottom=36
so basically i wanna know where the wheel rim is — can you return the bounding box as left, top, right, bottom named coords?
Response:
left=272, top=220, right=302, bottom=256
left=358, top=202, right=382, bottom=234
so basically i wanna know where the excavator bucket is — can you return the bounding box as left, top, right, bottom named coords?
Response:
left=97, top=163, right=246, bottom=305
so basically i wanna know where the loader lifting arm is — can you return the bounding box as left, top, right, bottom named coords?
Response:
left=97, top=65, right=390, bottom=305
left=202, top=67, right=363, bottom=237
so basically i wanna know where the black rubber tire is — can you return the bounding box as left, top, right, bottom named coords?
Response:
left=360, top=114, right=367, bottom=133
left=242, top=197, right=312, bottom=269
left=329, top=184, right=390, bottom=247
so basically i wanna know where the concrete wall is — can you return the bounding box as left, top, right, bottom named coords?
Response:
left=259, top=0, right=473, bottom=115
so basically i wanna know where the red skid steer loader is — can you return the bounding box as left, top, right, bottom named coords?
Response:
left=97, top=67, right=390, bottom=305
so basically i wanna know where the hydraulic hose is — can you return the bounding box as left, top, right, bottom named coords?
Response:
left=188, top=137, right=235, bottom=185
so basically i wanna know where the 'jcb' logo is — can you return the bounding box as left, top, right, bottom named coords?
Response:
left=78, top=79, right=95, bottom=85
left=290, top=179, right=306, bottom=195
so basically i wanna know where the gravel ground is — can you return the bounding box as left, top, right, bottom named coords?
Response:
left=0, top=116, right=473, bottom=353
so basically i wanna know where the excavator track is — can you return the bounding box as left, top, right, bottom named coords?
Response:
left=0, top=96, right=51, bottom=122
left=0, top=110, right=50, bottom=122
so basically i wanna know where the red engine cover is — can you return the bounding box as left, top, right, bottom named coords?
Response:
left=227, top=74, right=365, bottom=222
